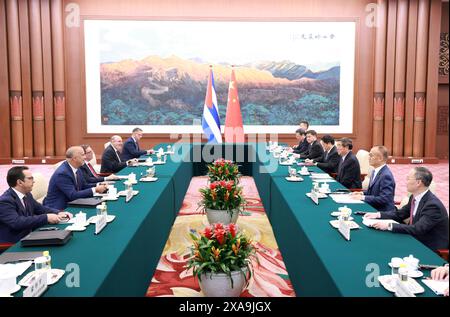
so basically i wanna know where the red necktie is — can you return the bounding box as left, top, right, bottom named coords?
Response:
left=87, top=162, right=99, bottom=177
left=409, top=197, right=416, bottom=225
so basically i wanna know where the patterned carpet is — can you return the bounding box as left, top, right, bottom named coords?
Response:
left=146, top=176, right=296, bottom=297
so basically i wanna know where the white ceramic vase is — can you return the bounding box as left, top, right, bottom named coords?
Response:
left=206, top=208, right=239, bottom=225
left=199, top=269, right=248, bottom=297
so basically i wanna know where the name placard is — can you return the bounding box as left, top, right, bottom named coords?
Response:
left=309, top=191, right=319, bottom=205
left=95, top=214, right=107, bottom=235
left=338, top=218, right=351, bottom=241
left=125, top=188, right=134, bottom=203
left=23, top=271, right=47, bottom=297
left=395, top=278, right=416, bottom=297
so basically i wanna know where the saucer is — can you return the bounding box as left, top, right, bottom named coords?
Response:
left=19, top=269, right=65, bottom=287
left=0, top=284, right=20, bottom=296
left=88, top=215, right=116, bottom=224
left=101, top=196, right=119, bottom=201
left=124, top=180, right=138, bottom=185
left=329, top=220, right=360, bottom=229
left=65, top=225, right=86, bottom=231
left=377, top=275, right=424, bottom=293
left=299, top=171, right=310, bottom=176
left=408, top=270, right=424, bottom=278
left=68, top=221, right=90, bottom=227
left=306, top=192, right=327, bottom=199
left=140, top=177, right=158, bottom=182
left=285, top=176, right=303, bottom=182
left=153, top=161, right=165, bottom=165
left=118, top=190, right=139, bottom=196
left=319, top=189, right=331, bottom=194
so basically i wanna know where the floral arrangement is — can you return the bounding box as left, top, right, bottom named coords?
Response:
left=198, top=180, right=245, bottom=213
left=206, top=158, right=240, bottom=182
left=187, top=223, right=255, bottom=285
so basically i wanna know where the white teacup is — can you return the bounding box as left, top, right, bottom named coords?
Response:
left=320, top=183, right=330, bottom=192
left=301, top=166, right=308, bottom=173
left=128, top=173, right=136, bottom=182
left=0, top=270, right=18, bottom=295
left=74, top=211, right=86, bottom=225
left=108, top=186, right=117, bottom=197
left=403, top=255, right=419, bottom=272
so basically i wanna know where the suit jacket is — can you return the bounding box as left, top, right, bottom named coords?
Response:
left=43, top=161, right=95, bottom=210
left=121, top=137, right=147, bottom=161
left=336, top=151, right=362, bottom=189
left=293, top=138, right=309, bottom=155
left=79, top=162, right=105, bottom=184
left=363, top=165, right=396, bottom=211
left=0, top=188, right=58, bottom=243
left=300, top=140, right=324, bottom=160
left=380, top=191, right=449, bottom=251
left=315, top=146, right=340, bottom=174
left=100, top=144, right=127, bottom=174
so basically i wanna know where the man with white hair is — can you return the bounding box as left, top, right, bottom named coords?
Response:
left=44, top=146, right=108, bottom=210
left=100, top=135, right=138, bottom=174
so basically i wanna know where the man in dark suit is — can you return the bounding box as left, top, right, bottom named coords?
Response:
left=336, top=138, right=362, bottom=189
left=80, top=144, right=119, bottom=184
left=0, top=166, right=72, bottom=243
left=100, top=135, right=138, bottom=174
left=121, top=127, right=154, bottom=161
left=365, top=167, right=448, bottom=251
left=298, top=130, right=324, bottom=161
left=351, top=146, right=396, bottom=211
left=44, top=146, right=108, bottom=210
left=305, top=134, right=340, bottom=174
left=292, top=129, right=309, bottom=154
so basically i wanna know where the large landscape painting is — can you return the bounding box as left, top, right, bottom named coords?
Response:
left=84, top=20, right=356, bottom=134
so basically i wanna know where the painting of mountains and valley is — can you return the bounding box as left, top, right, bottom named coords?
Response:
left=101, top=57, right=340, bottom=126
left=84, top=20, right=355, bottom=130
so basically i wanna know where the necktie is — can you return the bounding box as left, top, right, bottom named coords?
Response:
left=135, top=141, right=140, bottom=151
left=75, top=172, right=81, bottom=190
left=87, top=162, right=99, bottom=177
left=115, top=150, right=122, bottom=162
left=22, top=196, right=28, bottom=213
left=369, top=170, right=375, bottom=187
left=409, top=197, right=416, bottom=225
left=325, top=150, right=329, bottom=161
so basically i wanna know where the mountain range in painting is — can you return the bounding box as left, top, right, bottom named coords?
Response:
left=100, top=55, right=340, bottom=126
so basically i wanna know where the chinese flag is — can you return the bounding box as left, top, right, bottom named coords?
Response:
left=224, top=68, right=245, bottom=143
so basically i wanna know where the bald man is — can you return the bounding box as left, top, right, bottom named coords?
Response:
left=44, top=146, right=108, bottom=210
left=100, top=136, right=138, bottom=174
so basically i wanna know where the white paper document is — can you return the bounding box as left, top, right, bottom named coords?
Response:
left=362, top=218, right=398, bottom=227
left=310, top=173, right=333, bottom=179
left=422, top=279, right=449, bottom=295
left=0, top=261, right=33, bottom=277
left=329, top=194, right=365, bottom=204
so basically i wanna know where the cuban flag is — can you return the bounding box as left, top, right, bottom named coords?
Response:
left=202, top=67, right=222, bottom=143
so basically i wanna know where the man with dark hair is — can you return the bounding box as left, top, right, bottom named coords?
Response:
left=0, top=166, right=72, bottom=243
left=298, top=130, right=323, bottom=160
left=364, top=167, right=448, bottom=251
left=79, top=144, right=118, bottom=184
left=305, top=134, right=340, bottom=173
left=299, top=120, right=309, bottom=130
left=335, top=138, right=362, bottom=189
left=45, top=146, right=108, bottom=210
left=351, top=145, right=396, bottom=211
left=121, top=127, right=154, bottom=161
left=292, top=129, right=309, bottom=154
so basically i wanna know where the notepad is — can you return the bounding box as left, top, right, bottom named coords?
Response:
left=422, top=279, right=449, bottom=295
left=329, top=194, right=365, bottom=204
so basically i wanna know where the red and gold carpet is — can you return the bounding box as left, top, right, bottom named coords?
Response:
left=146, top=176, right=296, bottom=297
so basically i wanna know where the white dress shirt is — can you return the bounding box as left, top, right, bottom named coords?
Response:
left=411, top=189, right=429, bottom=218
left=12, top=188, right=26, bottom=208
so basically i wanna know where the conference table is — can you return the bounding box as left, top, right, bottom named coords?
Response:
left=2, top=142, right=447, bottom=297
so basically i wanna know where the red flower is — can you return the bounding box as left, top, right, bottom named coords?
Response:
left=203, top=226, right=213, bottom=239
left=219, top=181, right=226, bottom=187
left=215, top=228, right=226, bottom=245
left=213, top=223, right=224, bottom=232
left=228, top=223, right=238, bottom=238
left=210, top=183, right=216, bottom=190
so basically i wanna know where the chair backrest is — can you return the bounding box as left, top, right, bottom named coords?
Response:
left=31, top=172, right=49, bottom=202
left=356, top=149, right=370, bottom=175
left=89, top=149, right=97, bottom=166
left=53, top=160, right=65, bottom=170
left=104, top=142, right=111, bottom=149
left=361, top=166, right=374, bottom=190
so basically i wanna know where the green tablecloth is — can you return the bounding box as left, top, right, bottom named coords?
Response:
left=269, top=167, right=446, bottom=297
left=3, top=142, right=445, bottom=297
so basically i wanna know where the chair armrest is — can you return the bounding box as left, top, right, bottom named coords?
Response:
left=0, top=243, right=13, bottom=252
left=436, top=249, right=449, bottom=262
left=97, top=172, right=112, bottom=177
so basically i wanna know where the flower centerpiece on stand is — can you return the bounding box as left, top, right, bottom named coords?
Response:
left=199, top=180, right=245, bottom=225
left=188, top=223, right=255, bottom=297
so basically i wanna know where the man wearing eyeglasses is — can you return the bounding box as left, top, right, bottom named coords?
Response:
left=364, top=167, right=448, bottom=251
left=0, top=166, right=72, bottom=243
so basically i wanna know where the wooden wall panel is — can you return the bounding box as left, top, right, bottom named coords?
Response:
left=0, top=0, right=11, bottom=158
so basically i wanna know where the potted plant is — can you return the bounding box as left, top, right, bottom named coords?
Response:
left=199, top=180, right=245, bottom=225
left=206, top=158, right=241, bottom=183
left=188, top=223, right=255, bottom=297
